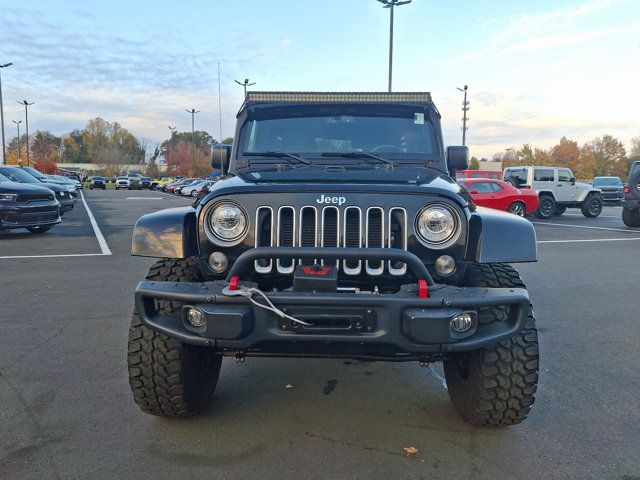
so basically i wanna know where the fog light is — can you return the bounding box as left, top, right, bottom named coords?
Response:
left=451, top=312, right=474, bottom=333
left=208, top=252, right=229, bottom=273
left=186, top=308, right=207, bottom=328
left=435, top=255, right=456, bottom=276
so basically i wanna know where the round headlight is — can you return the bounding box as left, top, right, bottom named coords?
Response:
left=207, top=202, right=248, bottom=245
left=415, top=204, right=460, bottom=249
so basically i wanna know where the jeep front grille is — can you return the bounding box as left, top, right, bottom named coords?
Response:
left=254, top=205, right=407, bottom=275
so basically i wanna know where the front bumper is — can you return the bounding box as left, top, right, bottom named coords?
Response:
left=600, top=190, right=623, bottom=202
left=135, top=279, right=529, bottom=357
left=57, top=195, right=76, bottom=212
left=0, top=202, right=61, bottom=229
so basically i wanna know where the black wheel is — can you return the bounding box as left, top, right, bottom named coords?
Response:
left=127, top=257, right=223, bottom=417
left=535, top=195, right=555, bottom=219
left=553, top=206, right=567, bottom=216
left=26, top=225, right=53, bottom=234
left=443, top=263, right=539, bottom=426
left=507, top=201, right=526, bottom=216
left=622, top=208, right=640, bottom=227
left=581, top=195, right=602, bottom=218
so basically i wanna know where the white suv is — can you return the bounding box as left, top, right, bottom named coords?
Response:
left=115, top=176, right=131, bottom=190
left=503, top=166, right=603, bottom=218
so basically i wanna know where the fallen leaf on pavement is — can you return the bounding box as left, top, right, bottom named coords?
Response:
left=403, top=447, right=419, bottom=456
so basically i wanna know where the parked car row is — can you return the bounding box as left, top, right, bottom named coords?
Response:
left=154, top=177, right=217, bottom=197
left=0, top=165, right=78, bottom=234
left=458, top=165, right=610, bottom=219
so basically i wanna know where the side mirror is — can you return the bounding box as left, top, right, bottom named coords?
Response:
left=570, top=177, right=576, bottom=184
left=211, top=144, right=232, bottom=175
left=446, top=146, right=469, bottom=177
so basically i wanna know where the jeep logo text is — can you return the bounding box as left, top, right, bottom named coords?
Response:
left=316, top=194, right=346, bottom=205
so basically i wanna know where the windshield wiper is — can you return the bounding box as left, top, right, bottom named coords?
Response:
left=320, top=151, right=396, bottom=166
left=243, top=151, right=310, bottom=165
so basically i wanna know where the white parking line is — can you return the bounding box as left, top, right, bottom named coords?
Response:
left=562, top=213, right=621, bottom=219
left=0, top=253, right=107, bottom=259
left=531, top=221, right=639, bottom=233
left=80, top=190, right=112, bottom=255
left=538, top=237, right=640, bottom=244
left=125, top=197, right=164, bottom=200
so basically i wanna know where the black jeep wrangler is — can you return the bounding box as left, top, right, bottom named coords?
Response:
left=622, top=158, right=640, bottom=227
left=128, top=92, right=539, bottom=426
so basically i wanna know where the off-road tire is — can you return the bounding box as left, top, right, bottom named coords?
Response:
left=554, top=206, right=567, bottom=216
left=535, top=195, right=555, bottom=219
left=444, top=263, right=539, bottom=426
left=622, top=208, right=640, bottom=227
left=581, top=194, right=603, bottom=218
left=127, top=257, right=223, bottom=417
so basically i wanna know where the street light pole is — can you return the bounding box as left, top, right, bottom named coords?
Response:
left=12, top=119, right=22, bottom=162
left=18, top=100, right=35, bottom=166
left=234, top=78, right=256, bottom=98
left=0, top=62, right=13, bottom=165
left=167, top=125, right=176, bottom=165
left=457, top=85, right=469, bottom=145
left=377, top=0, right=411, bottom=92
left=185, top=109, right=199, bottom=174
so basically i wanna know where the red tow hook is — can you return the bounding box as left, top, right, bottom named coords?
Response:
left=229, top=276, right=240, bottom=291
left=418, top=279, right=428, bottom=298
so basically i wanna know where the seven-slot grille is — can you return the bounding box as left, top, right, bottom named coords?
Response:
left=254, top=205, right=407, bottom=275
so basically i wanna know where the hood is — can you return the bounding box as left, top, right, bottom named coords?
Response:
left=236, top=165, right=446, bottom=185
left=37, top=181, right=68, bottom=192
left=0, top=181, right=56, bottom=195
left=575, top=181, right=600, bottom=192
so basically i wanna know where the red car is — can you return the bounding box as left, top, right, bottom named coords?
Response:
left=456, top=169, right=503, bottom=180
left=457, top=178, right=539, bottom=216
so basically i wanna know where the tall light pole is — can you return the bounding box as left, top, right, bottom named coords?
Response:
left=18, top=100, right=35, bottom=166
left=0, top=62, right=13, bottom=165
left=186, top=109, right=199, bottom=174
left=167, top=125, right=176, bottom=166
left=377, top=0, right=411, bottom=92
left=457, top=85, right=469, bottom=145
left=234, top=78, right=255, bottom=98
left=12, top=119, right=22, bottom=162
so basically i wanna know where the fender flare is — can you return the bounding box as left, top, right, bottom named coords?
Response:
left=468, top=207, right=537, bottom=263
left=577, top=188, right=601, bottom=203
left=131, top=207, right=199, bottom=258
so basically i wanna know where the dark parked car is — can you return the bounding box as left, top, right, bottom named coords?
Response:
left=90, top=176, right=107, bottom=190
left=128, top=91, right=540, bottom=427
left=139, top=177, right=151, bottom=189
left=0, top=172, right=61, bottom=233
left=0, top=166, right=76, bottom=213
left=592, top=176, right=623, bottom=204
left=622, top=159, right=640, bottom=227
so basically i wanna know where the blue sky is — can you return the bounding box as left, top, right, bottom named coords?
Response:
left=0, top=0, right=638, bottom=158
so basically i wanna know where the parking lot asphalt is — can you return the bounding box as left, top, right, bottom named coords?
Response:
left=1, top=191, right=639, bottom=480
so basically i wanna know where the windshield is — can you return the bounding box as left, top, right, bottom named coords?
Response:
left=0, top=173, right=9, bottom=182
left=0, top=167, right=40, bottom=184
left=593, top=177, right=621, bottom=186
left=21, top=166, right=48, bottom=180
left=239, top=105, right=436, bottom=162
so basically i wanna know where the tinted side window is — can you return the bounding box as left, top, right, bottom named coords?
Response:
left=489, top=173, right=500, bottom=179
left=469, top=183, right=494, bottom=193
left=534, top=169, right=554, bottom=182
left=471, top=172, right=485, bottom=178
left=558, top=170, right=572, bottom=182
left=489, top=182, right=503, bottom=192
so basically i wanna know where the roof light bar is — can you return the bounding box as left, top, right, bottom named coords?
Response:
left=245, top=91, right=432, bottom=104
